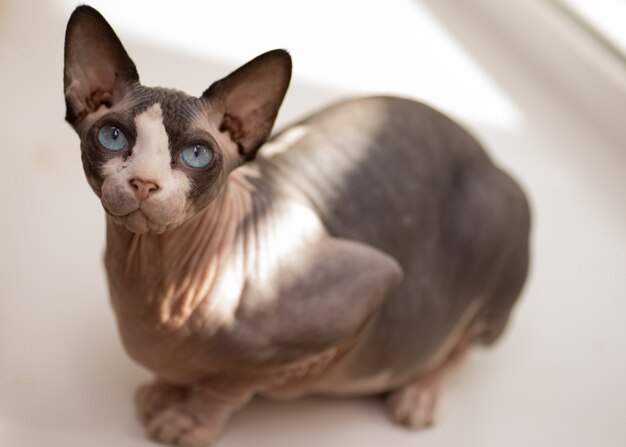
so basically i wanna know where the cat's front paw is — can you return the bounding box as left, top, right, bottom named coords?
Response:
left=147, top=404, right=220, bottom=447
left=136, top=381, right=187, bottom=424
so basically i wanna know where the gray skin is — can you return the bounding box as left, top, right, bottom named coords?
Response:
left=64, top=6, right=530, bottom=447
left=256, top=97, right=530, bottom=390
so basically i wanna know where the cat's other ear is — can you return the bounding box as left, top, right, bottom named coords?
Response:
left=63, top=6, right=139, bottom=127
left=202, top=50, right=291, bottom=161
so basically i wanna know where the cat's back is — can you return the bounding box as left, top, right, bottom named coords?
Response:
left=255, top=96, right=493, bottom=264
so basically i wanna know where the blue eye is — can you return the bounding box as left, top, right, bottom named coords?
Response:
left=181, top=144, right=213, bottom=169
left=98, top=125, right=129, bottom=152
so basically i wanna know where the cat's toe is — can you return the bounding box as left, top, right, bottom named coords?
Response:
left=386, top=383, right=439, bottom=430
left=136, top=381, right=187, bottom=425
left=147, top=404, right=217, bottom=447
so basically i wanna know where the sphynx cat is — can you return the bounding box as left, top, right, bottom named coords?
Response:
left=63, top=6, right=530, bottom=447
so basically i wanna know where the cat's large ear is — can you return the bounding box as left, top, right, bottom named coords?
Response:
left=202, top=50, right=291, bottom=161
left=63, top=6, right=139, bottom=127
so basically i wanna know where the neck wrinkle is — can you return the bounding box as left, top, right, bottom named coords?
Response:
left=106, top=170, right=257, bottom=329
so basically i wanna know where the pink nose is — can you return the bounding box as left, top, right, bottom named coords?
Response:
left=129, top=178, right=159, bottom=201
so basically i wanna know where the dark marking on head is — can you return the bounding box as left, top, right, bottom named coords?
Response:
left=64, top=6, right=292, bottom=221
left=77, top=84, right=225, bottom=209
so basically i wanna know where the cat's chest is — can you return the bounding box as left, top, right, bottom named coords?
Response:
left=102, top=198, right=329, bottom=382
left=104, top=252, right=243, bottom=383
left=109, top=296, right=239, bottom=385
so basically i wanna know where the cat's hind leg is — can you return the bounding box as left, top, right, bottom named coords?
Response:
left=385, top=319, right=479, bottom=430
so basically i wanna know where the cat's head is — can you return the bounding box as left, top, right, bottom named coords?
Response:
left=63, top=6, right=291, bottom=234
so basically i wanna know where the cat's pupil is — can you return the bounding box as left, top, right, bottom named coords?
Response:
left=112, top=127, right=119, bottom=140
left=180, top=143, right=212, bottom=168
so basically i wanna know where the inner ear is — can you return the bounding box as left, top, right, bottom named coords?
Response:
left=63, top=6, right=139, bottom=127
left=201, top=49, right=292, bottom=161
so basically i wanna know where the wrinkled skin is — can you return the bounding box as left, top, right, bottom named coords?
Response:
left=64, top=6, right=530, bottom=447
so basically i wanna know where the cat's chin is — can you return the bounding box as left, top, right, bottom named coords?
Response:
left=113, top=209, right=168, bottom=234
left=125, top=209, right=150, bottom=234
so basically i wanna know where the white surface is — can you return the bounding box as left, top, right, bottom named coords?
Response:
left=558, top=0, right=626, bottom=54
left=1, top=0, right=625, bottom=446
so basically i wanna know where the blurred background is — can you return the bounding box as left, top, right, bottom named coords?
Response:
left=1, top=0, right=625, bottom=446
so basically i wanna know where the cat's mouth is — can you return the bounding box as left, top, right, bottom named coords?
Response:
left=99, top=182, right=188, bottom=234
left=125, top=209, right=152, bottom=234
left=107, top=207, right=168, bottom=234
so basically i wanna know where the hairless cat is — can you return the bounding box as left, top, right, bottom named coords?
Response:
left=63, top=6, right=530, bottom=447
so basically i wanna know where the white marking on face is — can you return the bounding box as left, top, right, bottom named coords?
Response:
left=100, top=103, right=191, bottom=233
left=102, top=103, right=191, bottom=191
left=129, top=104, right=172, bottom=183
